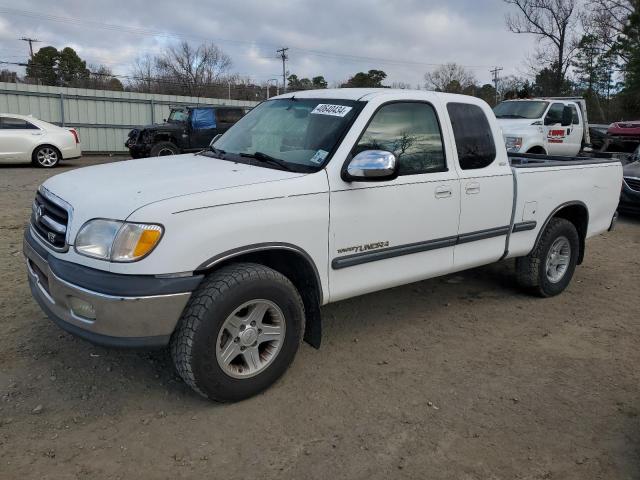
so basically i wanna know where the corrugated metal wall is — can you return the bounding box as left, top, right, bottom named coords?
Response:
left=0, top=82, right=259, bottom=153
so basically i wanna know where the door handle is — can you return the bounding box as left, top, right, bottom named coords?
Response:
left=465, top=182, right=480, bottom=195
left=435, top=185, right=452, bottom=198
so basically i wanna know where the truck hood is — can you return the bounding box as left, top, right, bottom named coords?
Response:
left=496, top=118, right=541, bottom=136
left=42, top=154, right=305, bottom=237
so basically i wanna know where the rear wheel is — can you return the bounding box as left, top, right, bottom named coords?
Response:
left=516, top=218, right=580, bottom=297
left=32, top=145, right=60, bottom=168
left=149, top=141, right=179, bottom=157
left=171, top=263, right=304, bottom=402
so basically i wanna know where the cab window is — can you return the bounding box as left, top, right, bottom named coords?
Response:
left=1, top=117, right=39, bottom=129
left=446, top=103, right=496, bottom=170
left=354, top=102, right=446, bottom=175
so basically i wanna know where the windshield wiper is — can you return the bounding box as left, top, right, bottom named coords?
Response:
left=496, top=114, right=527, bottom=119
left=239, top=151, right=293, bottom=171
left=199, top=145, right=226, bottom=158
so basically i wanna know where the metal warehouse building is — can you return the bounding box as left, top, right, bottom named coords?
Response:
left=0, top=82, right=258, bottom=153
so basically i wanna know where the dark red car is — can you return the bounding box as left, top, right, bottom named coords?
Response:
left=608, top=121, right=640, bottom=137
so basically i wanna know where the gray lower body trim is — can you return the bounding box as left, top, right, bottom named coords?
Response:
left=332, top=225, right=514, bottom=270
left=457, top=226, right=511, bottom=245
left=332, top=236, right=458, bottom=270
left=512, top=221, right=537, bottom=233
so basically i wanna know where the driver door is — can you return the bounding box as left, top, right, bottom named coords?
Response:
left=328, top=101, right=460, bottom=302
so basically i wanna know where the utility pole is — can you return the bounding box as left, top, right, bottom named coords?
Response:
left=490, top=66, right=503, bottom=105
left=20, top=37, right=41, bottom=60
left=277, top=47, right=289, bottom=93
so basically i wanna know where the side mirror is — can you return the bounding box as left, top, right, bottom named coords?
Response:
left=209, top=134, right=222, bottom=146
left=342, top=150, right=398, bottom=182
left=561, top=106, right=573, bottom=126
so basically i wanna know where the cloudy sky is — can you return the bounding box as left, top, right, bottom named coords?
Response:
left=0, top=1, right=540, bottom=88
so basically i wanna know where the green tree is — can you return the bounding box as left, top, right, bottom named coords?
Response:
left=614, top=4, right=640, bottom=115
left=533, top=64, right=574, bottom=96
left=288, top=74, right=328, bottom=91
left=25, top=46, right=91, bottom=86
left=341, top=69, right=387, bottom=88
left=311, top=76, right=328, bottom=88
left=26, top=46, right=59, bottom=85
left=57, top=47, right=89, bottom=85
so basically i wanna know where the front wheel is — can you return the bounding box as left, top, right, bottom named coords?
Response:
left=171, top=263, right=304, bottom=402
left=149, top=141, right=179, bottom=157
left=516, top=218, right=580, bottom=297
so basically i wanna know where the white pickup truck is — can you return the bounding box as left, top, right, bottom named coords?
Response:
left=495, top=97, right=590, bottom=156
left=24, top=89, right=622, bottom=402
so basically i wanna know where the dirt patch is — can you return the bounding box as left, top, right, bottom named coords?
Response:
left=1, top=157, right=639, bottom=479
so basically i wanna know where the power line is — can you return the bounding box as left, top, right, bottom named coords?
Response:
left=276, top=47, right=288, bottom=92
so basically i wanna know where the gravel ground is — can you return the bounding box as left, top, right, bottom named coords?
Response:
left=1, top=156, right=639, bottom=480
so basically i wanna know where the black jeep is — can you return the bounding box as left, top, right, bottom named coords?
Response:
left=125, top=106, right=246, bottom=158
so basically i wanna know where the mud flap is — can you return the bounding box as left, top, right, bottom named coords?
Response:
left=303, top=303, right=322, bottom=349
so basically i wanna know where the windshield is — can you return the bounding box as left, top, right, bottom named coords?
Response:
left=168, top=109, right=188, bottom=123
left=209, top=98, right=363, bottom=172
left=494, top=101, right=548, bottom=119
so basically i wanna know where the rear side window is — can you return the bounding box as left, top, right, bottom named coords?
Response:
left=354, top=102, right=446, bottom=175
left=1, top=117, right=39, bottom=129
left=570, top=105, right=580, bottom=125
left=216, top=108, right=244, bottom=124
left=191, top=108, right=216, bottom=129
left=446, top=103, right=496, bottom=170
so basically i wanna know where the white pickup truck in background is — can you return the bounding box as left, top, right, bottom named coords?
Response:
left=495, top=97, right=590, bottom=156
left=24, top=89, right=622, bottom=402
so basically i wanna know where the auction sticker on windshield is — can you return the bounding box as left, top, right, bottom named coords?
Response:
left=311, top=104, right=353, bottom=117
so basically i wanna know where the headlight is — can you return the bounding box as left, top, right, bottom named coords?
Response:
left=75, top=219, right=163, bottom=262
left=505, top=136, right=523, bottom=152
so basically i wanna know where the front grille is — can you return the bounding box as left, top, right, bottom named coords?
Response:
left=31, top=191, right=69, bottom=250
left=625, top=177, right=640, bottom=192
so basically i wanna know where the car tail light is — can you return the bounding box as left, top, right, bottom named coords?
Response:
left=69, top=128, right=80, bottom=144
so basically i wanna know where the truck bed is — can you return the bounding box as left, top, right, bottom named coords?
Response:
left=508, top=152, right=619, bottom=168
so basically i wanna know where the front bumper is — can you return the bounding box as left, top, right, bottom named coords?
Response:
left=24, top=229, right=202, bottom=348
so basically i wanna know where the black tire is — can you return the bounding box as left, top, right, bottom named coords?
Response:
left=128, top=149, right=144, bottom=159
left=32, top=145, right=61, bottom=168
left=516, top=218, right=580, bottom=297
left=171, top=263, right=304, bottom=402
left=149, top=141, right=179, bottom=157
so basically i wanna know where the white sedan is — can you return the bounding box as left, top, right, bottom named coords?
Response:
left=0, top=113, right=82, bottom=168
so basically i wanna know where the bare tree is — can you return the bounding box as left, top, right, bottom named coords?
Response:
left=154, top=41, right=232, bottom=96
left=584, top=0, right=634, bottom=64
left=424, top=63, right=477, bottom=92
left=504, top=0, right=580, bottom=94
left=130, top=54, right=158, bottom=93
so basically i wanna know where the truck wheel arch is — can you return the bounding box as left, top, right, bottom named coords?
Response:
left=526, top=146, right=547, bottom=155
left=195, top=243, right=324, bottom=349
left=533, top=201, right=589, bottom=265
